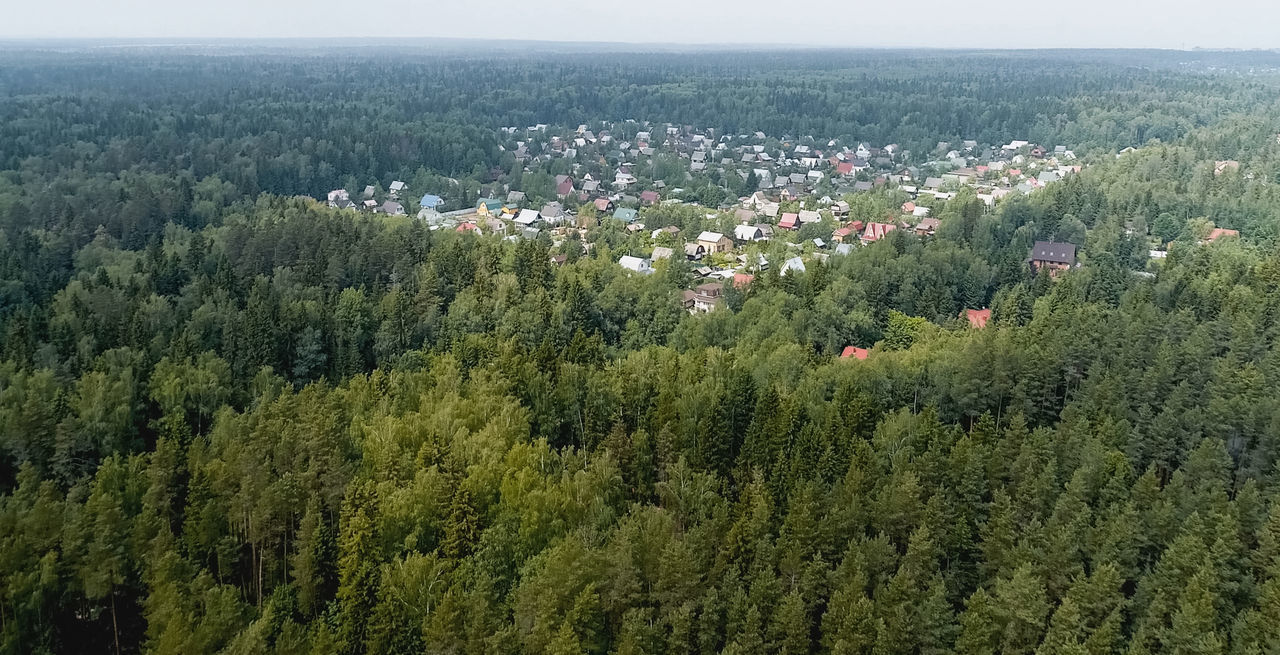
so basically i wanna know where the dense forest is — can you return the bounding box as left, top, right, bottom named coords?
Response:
left=4, top=46, right=1280, bottom=654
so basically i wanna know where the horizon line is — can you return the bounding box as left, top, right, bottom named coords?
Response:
left=0, top=36, right=1278, bottom=53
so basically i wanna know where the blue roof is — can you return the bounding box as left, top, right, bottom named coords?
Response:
left=420, top=194, right=442, bottom=208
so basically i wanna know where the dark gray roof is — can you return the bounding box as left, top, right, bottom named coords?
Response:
left=1030, top=241, right=1077, bottom=265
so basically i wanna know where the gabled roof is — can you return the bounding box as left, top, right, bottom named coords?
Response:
left=1029, top=241, right=1077, bottom=265
left=862, top=222, right=897, bottom=242
left=1206, top=228, right=1240, bottom=242
left=966, top=308, right=991, bottom=329
left=697, top=231, right=727, bottom=243
left=841, top=346, right=870, bottom=360
left=613, top=207, right=639, bottom=222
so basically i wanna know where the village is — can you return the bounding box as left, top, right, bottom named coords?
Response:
left=322, top=120, right=1242, bottom=360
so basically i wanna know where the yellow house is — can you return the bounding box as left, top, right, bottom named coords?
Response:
left=476, top=198, right=503, bottom=217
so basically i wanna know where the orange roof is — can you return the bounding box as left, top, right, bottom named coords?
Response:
left=966, top=308, right=991, bottom=329
left=456, top=222, right=478, bottom=233
left=733, top=273, right=755, bottom=289
left=861, top=222, right=897, bottom=242
left=841, top=346, right=870, bottom=360
left=902, top=201, right=916, bottom=212
left=1206, top=228, right=1239, bottom=242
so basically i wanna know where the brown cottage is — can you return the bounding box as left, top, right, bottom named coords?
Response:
left=1028, top=241, right=1077, bottom=276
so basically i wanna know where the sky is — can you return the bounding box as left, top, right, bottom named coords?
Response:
left=3, top=0, right=1279, bottom=50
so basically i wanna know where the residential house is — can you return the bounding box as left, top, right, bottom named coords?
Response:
left=681, top=289, right=698, bottom=311
left=965, top=308, right=991, bottom=329
left=1205, top=227, right=1240, bottom=243
left=841, top=346, right=870, bottom=360
left=697, top=231, right=734, bottom=254
left=419, top=193, right=443, bottom=210
left=618, top=256, right=652, bottom=274
left=507, top=190, right=526, bottom=205
left=754, top=224, right=775, bottom=240
left=476, top=198, right=504, bottom=217
left=556, top=180, right=574, bottom=196
left=515, top=209, right=541, bottom=226
left=378, top=200, right=406, bottom=216
left=692, top=282, right=724, bottom=313
left=1214, top=160, right=1240, bottom=176
left=734, top=207, right=757, bottom=223
left=388, top=180, right=406, bottom=197
left=640, top=190, right=660, bottom=206
left=540, top=202, right=565, bottom=222
left=684, top=243, right=706, bottom=260
left=651, top=246, right=675, bottom=261
left=743, top=191, right=770, bottom=209
left=733, top=273, right=754, bottom=289
left=781, top=257, right=806, bottom=276
left=734, top=224, right=764, bottom=242
left=914, top=217, right=940, bottom=236
left=861, top=222, right=897, bottom=244
left=363, top=185, right=376, bottom=199
left=798, top=210, right=821, bottom=225
left=613, top=207, right=639, bottom=223
left=1028, top=241, right=1077, bottom=276
left=327, top=189, right=353, bottom=209
left=779, top=213, right=799, bottom=230
left=593, top=197, right=614, bottom=213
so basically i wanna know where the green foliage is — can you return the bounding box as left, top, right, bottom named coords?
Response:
left=4, top=47, right=1280, bottom=655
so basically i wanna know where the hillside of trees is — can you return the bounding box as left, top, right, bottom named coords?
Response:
left=4, top=47, right=1280, bottom=654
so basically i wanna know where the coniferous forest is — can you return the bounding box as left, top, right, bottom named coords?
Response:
left=5, top=45, right=1280, bottom=654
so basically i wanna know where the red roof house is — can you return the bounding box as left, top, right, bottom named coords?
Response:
left=779, top=212, right=799, bottom=230
left=733, top=273, right=755, bottom=289
left=1206, top=228, right=1239, bottom=243
left=861, top=222, right=897, bottom=244
left=966, top=308, right=991, bottom=329
left=640, top=190, right=660, bottom=205
left=841, top=346, right=870, bottom=360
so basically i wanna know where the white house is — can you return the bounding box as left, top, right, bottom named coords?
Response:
left=618, top=256, right=653, bottom=274
left=781, top=257, right=806, bottom=276
left=515, top=209, right=541, bottom=226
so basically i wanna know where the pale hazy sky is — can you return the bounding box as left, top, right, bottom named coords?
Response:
left=4, top=0, right=1279, bottom=50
